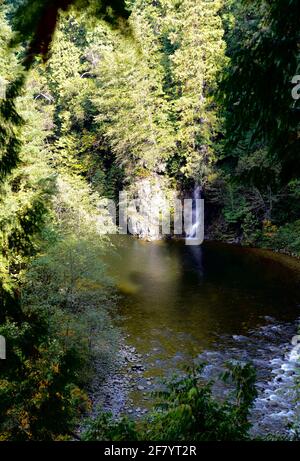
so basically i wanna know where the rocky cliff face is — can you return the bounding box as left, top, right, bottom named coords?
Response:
left=124, top=176, right=177, bottom=241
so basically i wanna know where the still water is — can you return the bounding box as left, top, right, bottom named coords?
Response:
left=104, top=237, right=300, bottom=435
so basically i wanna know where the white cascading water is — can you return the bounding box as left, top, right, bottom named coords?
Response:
left=198, top=318, right=300, bottom=437
left=186, top=185, right=202, bottom=240
left=250, top=332, right=300, bottom=437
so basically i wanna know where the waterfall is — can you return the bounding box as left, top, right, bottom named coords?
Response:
left=185, top=185, right=204, bottom=245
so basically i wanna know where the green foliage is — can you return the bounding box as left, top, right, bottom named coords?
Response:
left=207, top=0, right=300, bottom=253
left=0, top=170, right=119, bottom=440
left=1, top=0, right=300, bottom=442
left=23, top=173, right=120, bottom=378
left=93, top=20, right=176, bottom=180
left=82, top=412, right=138, bottom=441
left=165, top=0, right=227, bottom=183
left=0, top=318, right=90, bottom=440
left=11, top=0, right=129, bottom=66
left=259, top=220, right=300, bottom=255
left=90, top=0, right=226, bottom=185
left=82, top=362, right=257, bottom=441
left=0, top=51, right=54, bottom=297
left=0, top=7, right=24, bottom=180
left=0, top=4, right=122, bottom=440
left=221, top=0, right=300, bottom=180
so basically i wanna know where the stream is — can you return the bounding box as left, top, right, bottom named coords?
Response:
left=97, top=237, right=300, bottom=437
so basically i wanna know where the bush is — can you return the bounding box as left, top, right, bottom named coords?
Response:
left=259, top=220, right=300, bottom=256
left=0, top=173, right=120, bottom=440
left=82, top=361, right=257, bottom=442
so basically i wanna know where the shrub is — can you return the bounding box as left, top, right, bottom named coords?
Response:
left=82, top=361, right=257, bottom=441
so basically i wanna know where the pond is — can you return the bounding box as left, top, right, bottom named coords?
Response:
left=102, top=237, right=300, bottom=436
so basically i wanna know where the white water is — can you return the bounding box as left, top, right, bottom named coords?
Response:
left=186, top=185, right=203, bottom=241
left=251, top=330, right=300, bottom=437
left=198, top=318, right=300, bottom=437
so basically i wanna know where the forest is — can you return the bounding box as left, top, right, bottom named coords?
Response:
left=0, top=0, right=300, bottom=442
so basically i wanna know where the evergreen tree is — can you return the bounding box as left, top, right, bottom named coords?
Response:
left=0, top=1, right=127, bottom=440
left=92, top=21, right=175, bottom=180
left=167, top=0, right=226, bottom=183
left=221, top=0, right=300, bottom=181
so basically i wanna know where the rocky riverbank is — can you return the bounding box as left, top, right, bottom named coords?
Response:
left=84, top=336, right=154, bottom=421
left=84, top=319, right=300, bottom=439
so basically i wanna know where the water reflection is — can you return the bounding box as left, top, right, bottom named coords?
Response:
left=103, top=237, right=300, bottom=434
left=106, top=237, right=300, bottom=370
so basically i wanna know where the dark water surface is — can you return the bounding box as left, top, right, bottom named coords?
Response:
left=104, top=237, right=300, bottom=435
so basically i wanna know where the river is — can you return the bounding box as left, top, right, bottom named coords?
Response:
left=98, top=237, right=300, bottom=438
